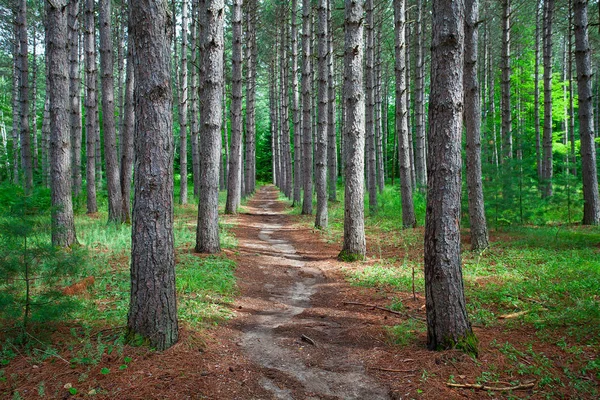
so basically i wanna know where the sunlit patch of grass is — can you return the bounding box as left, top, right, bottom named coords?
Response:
left=386, top=319, right=426, bottom=346
left=344, top=261, right=424, bottom=293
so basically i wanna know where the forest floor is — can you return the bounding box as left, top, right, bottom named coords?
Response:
left=1, top=185, right=599, bottom=399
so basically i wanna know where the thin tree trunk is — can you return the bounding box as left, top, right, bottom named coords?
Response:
left=292, top=0, right=303, bottom=206
left=196, top=0, right=224, bottom=253
left=42, top=97, right=50, bottom=187
left=225, top=0, right=243, bottom=214
left=339, top=0, right=366, bottom=261
left=280, top=11, right=292, bottom=199
left=120, top=27, right=134, bottom=224
left=327, top=0, right=337, bottom=202
left=425, top=0, right=475, bottom=353
left=179, top=0, right=189, bottom=205
left=535, top=0, right=542, bottom=181
left=314, top=0, right=328, bottom=228
left=501, top=0, right=512, bottom=164
left=406, top=15, right=415, bottom=190
left=128, top=0, right=178, bottom=352
left=84, top=0, right=97, bottom=213
left=301, top=0, right=313, bottom=215
left=365, top=0, right=377, bottom=213
left=414, top=0, right=426, bottom=191
left=47, top=0, right=77, bottom=247
left=244, top=0, right=257, bottom=197
left=394, top=0, right=416, bottom=229
left=99, top=0, right=124, bottom=222
left=574, top=0, right=600, bottom=225
left=69, top=0, right=82, bottom=197
left=18, top=0, right=33, bottom=192
left=375, top=20, right=384, bottom=194
left=542, top=0, right=554, bottom=197
left=568, top=0, right=576, bottom=177
left=31, top=24, right=38, bottom=172
left=12, top=19, right=20, bottom=186
left=464, top=0, right=489, bottom=251
left=191, top=0, right=200, bottom=197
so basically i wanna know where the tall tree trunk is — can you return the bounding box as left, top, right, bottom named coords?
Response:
left=301, top=0, right=313, bottom=215
left=190, top=0, right=200, bottom=197
left=69, top=0, right=82, bottom=197
left=42, top=97, right=50, bottom=187
left=327, top=0, right=337, bottom=202
left=406, top=15, right=415, bottom=190
left=120, top=28, right=134, bottom=223
left=542, top=0, right=554, bottom=198
left=314, top=0, right=328, bottom=228
left=99, top=0, right=124, bottom=222
left=501, top=0, right=512, bottom=164
left=535, top=0, right=542, bottom=181
left=196, top=0, right=224, bottom=253
left=179, top=0, right=189, bottom=205
left=375, top=20, right=384, bottom=194
left=12, top=19, right=20, bottom=186
left=365, top=0, right=377, bottom=213
left=225, top=0, right=243, bottom=214
left=128, top=0, right=178, bottom=351
left=280, top=11, right=293, bottom=199
left=221, top=66, right=229, bottom=191
left=244, top=0, right=257, bottom=197
left=425, top=0, right=475, bottom=353
left=464, top=0, right=489, bottom=251
left=18, top=0, right=33, bottom=193
left=574, top=0, right=600, bottom=225
left=339, top=0, right=366, bottom=261
left=84, top=0, right=97, bottom=214
left=394, top=0, right=416, bottom=229
left=568, top=0, right=576, bottom=177
left=414, top=0, right=426, bottom=191
left=292, top=0, right=303, bottom=206
left=47, top=0, right=77, bottom=247
left=31, top=24, right=39, bottom=172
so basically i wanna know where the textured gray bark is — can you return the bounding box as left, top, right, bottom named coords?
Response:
left=464, top=0, right=489, bottom=251
left=574, top=0, right=600, bottom=225
left=425, top=0, right=475, bottom=352
left=414, top=0, right=426, bottom=191
left=244, top=0, right=257, bottom=197
left=42, top=97, right=50, bottom=187
left=68, top=0, right=82, bottom=197
left=542, top=0, right=554, bottom=197
left=568, top=3, right=576, bottom=177
left=394, top=0, right=416, bottom=229
left=375, top=21, right=384, bottom=194
left=327, top=0, right=337, bottom=202
left=31, top=25, right=38, bottom=172
left=47, top=0, right=77, bottom=247
left=120, top=35, right=134, bottom=224
left=339, top=0, right=366, bottom=261
left=99, top=0, right=124, bottom=222
left=314, top=0, right=328, bottom=229
left=196, top=0, right=224, bottom=253
left=179, top=0, right=189, bottom=205
left=535, top=0, right=542, bottom=180
left=225, top=0, right=243, bottom=214
left=292, top=0, right=303, bottom=206
left=301, top=0, right=313, bottom=215
left=405, top=16, right=415, bottom=190
left=501, top=0, right=512, bottom=163
left=84, top=0, right=97, bottom=214
left=17, top=0, right=33, bottom=193
left=128, top=0, right=178, bottom=351
left=12, top=21, right=20, bottom=185
left=365, top=0, right=377, bottom=214
left=190, top=0, right=200, bottom=197
left=280, top=14, right=293, bottom=199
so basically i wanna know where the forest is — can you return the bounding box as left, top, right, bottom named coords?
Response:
left=0, top=0, right=599, bottom=398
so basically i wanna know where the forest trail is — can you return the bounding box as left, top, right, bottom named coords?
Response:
left=228, top=185, right=391, bottom=399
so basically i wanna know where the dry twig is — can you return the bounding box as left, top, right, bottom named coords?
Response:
left=447, top=382, right=535, bottom=391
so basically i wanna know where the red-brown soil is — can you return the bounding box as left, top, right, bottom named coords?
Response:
left=1, top=186, right=597, bottom=399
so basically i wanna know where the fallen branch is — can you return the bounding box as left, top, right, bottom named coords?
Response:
left=301, top=334, right=317, bottom=346
left=447, top=382, right=535, bottom=391
left=498, top=310, right=530, bottom=319
left=371, top=367, right=418, bottom=373
left=343, top=301, right=425, bottom=321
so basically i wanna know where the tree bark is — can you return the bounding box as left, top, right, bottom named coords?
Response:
left=301, top=0, right=314, bottom=215
left=314, top=0, right=328, bottom=229
left=12, top=18, right=20, bottom=186
left=394, top=0, right=416, bottom=229
left=574, top=0, right=600, bottom=225
left=47, top=0, right=77, bottom=247
left=190, top=0, right=200, bottom=197
left=464, top=0, right=489, bottom=251
left=425, top=0, right=475, bottom=353
left=120, top=26, right=134, bottom=224
left=292, top=0, right=303, bottom=206
left=99, top=0, right=124, bottom=222
left=68, top=0, right=82, bottom=197
left=414, top=0, right=426, bottom=191
left=365, top=0, right=377, bottom=213
left=225, top=0, right=243, bottom=214
left=501, top=0, right=512, bottom=164
left=244, top=0, right=257, bottom=197
left=535, top=0, right=542, bottom=181
left=196, top=0, right=224, bottom=253
left=128, top=0, right=178, bottom=351
left=84, top=0, right=97, bottom=214
left=279, top=10, right=293, bottom=199
left=327, top=0, right=337, bottom=202
left=17, top=0, right=33, bottom=193
left=542, top=0, right=554, bottom=197
left=179, top=0, right=189, bottom=205
left=339, top=0, right=366, bottom=261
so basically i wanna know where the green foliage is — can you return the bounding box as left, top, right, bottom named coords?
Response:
left=386, top=319, right=426, bottom=346
left=0, top=185, right=86, bottom=337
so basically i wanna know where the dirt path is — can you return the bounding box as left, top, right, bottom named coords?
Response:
left=228, top=186, right=391, bottom=399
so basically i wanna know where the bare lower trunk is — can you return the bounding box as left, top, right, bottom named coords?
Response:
left=179, top=0, right=189, bottom=205
left=394, top=0, right=416, bottom=229
left=314, top=0, right=328, bottom=229
left=279, top=11, right=292, bottom=199
left=120, top=33, right=134, bottom=224
left=535, top=0, right=542, bottom=181
left=339, top=0, right=366, bottom=261
left=84, top=0, right=97, bottom=213
left=128, top=0, right=178, bottom=351
left=464, top=0, right=489, bottom=251
left=225, top=0, right=243, bottom=214
left=414, top=0, right=426, bottom=190
left=18, top=0, right=33, bottom=192
left=425, top=0, right=475, bottom=353
left=327, top=0, right=337, bottom=202
left=69, top=0, right=82, bottom=197
left=574, top=0, right=600, bottom=225
left=47, top=0, right=77, bottom=247
left=542, top=0, right=554, bottom=197
left=196, top=0, right=224, bottom=253
left=301, top=0, right=313, bottom=215
left=501, top=0, right=512, bottom=164
left=99, top=0, right=123, bottom=222
left=292, top=0, right=302, bottom=206
left=365, top=0, right=377, bottom=213
left=244, top=0, right=257, bottom=197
